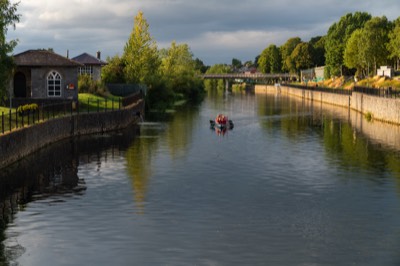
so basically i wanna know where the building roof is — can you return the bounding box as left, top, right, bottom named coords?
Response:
left=72, top=53, right=107, bottom=66
left=14, top=50, right=83, bottom=67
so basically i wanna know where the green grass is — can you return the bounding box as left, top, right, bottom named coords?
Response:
left=78, top=93, right=122, bottom=112
left=0, top=106, right=14, bottom=113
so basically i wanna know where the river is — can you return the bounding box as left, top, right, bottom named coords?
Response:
left=1, top=89, right=400, bottom=265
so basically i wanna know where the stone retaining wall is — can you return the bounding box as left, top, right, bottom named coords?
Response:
left=0, top=100, right=144, bottom=169
left=255, top=85, right=400, bottom=125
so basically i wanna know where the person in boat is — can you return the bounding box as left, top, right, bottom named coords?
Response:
left=216, top=114, right=227, bottom=125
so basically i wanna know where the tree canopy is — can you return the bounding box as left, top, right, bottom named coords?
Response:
left=0, top=0, right=20, bottom=100
left=159, top=41, right=203, bottom=99
left=101, top=11, right=204, bottom=111
left=280, top=37, right=302, bottom=73
left=254, top=11, right=400, bottom=80
left=123, top=11, right=160, bottom=85
left=324, top=12, right=371, bottom=77
left=388, top=20, right=400, bottom=69
left=291, top=42, right=314, bottom=72
left=258, top=44, right=281, bottom=74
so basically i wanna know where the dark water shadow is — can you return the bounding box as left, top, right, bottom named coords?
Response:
left=0, top=124, right=140, bottom=265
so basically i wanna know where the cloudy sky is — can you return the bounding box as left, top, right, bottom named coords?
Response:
left=6, top=0, right=400, bottom=65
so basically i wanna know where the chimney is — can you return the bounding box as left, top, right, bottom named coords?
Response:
left=96, top=51, right=101, bottom=60
left=66, top=49, right=69, bottom=59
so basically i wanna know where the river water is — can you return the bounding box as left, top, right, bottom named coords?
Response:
left=2, top=90, right=400, bottom=265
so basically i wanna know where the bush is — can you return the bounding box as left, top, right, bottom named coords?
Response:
left=78, top=75, right=109, bottom=96
left=146, top=79, right=175, bottom=112
left=17, top=103, right=38, bottom=115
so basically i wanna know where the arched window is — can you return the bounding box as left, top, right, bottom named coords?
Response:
left=47, top=71, right=62, bottom=97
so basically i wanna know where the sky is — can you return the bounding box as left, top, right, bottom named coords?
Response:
left=6, top=0, right=400, bottom=66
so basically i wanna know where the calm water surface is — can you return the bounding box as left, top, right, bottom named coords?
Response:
left=2, top=90, right=400, bottom=265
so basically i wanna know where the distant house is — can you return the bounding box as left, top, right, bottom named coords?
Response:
left=301, top=66, right=325, bottom=82
left=12, top=49, right=83, bottom=100
left=314, top=66, right=325, bottom=81
left=377, top=66, right=393, bottom=78
left=72, top=51, right=107, bottom=81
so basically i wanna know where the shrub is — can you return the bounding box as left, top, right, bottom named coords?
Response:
left=17, top=103, right=38, bottom=115
left=78, top=75, right=109, bottom=96
left=364, top=112, right=373, bottom=122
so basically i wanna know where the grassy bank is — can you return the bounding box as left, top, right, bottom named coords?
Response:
left=306, top=75, right=400, bottom=90
left=78, top=93, right=122, bottom=111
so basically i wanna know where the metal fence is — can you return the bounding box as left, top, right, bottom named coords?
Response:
left=286, top=84, right=352, bottom=95
left=353, top=86, right=400, bottom=98
left=1, top=92, right=142, bottom=135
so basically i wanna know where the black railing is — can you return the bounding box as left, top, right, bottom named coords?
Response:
left=286, top=84, right=399, bottom=98
left=286, top=84, right=352, bottom=95
left=353, top=86, right=400, bottom=98
left=1, top=92, right=143, bottom=135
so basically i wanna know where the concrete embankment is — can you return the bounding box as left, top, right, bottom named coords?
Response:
left=0, top=99, right=144, bottom=169
left=255, top=84, right=400, bottom=151
left=255, top=85, right=400, bottom=125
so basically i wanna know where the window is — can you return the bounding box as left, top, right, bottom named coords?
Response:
left=47, top=71, right=62, bottom=97
left=78, top=65, right=93, bottom=78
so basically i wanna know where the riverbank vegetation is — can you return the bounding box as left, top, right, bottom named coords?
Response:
left=0, top=0, right=20, bottom=102
left=101, top=11, right=206, bottom=112
left=255, top=12, right=400, bottom=85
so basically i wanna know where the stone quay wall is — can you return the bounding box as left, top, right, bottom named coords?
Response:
left=0, top=100, right=144, bottom=169
left=255, top=85, right=400, bottom=125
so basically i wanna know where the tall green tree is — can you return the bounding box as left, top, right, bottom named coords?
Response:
left=0, top=0, right=20, bottom=101
left=101, top=55, right=125, bottom=83
left=194, top=58, right=208, bottom=74
left=258, top=44, right=281, bottom=74
left=160, top=41, right=203, bottom=99
left=123, top=11, right=160, bottom=85
left=309, top=36, right=326, bottom=67
left=344, top=29, right=366, bottom=77
left=290, top=42, right=314, bottom=73
left=324, top=12, right=371, bottom=77
left=361, top=16, right=392, bottom=75
left=387, top=17, right=400, bottom=69
left=280, top=37, right=301, bottom=73
left=231, top=58, right=242, bottom=70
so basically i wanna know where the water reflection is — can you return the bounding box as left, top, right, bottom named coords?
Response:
left=0, top=126, right=139, bottom=264
left=256, top=91, right=400, bottom=183
left=126, top=105, right=200, bottom=212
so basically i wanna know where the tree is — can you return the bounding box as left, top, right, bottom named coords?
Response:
left=258, top=44, right=282, bottom=74
left=280, top=37, right=301, bottom=73
left=290, top=42, right=314, bottom=73
left=204, top=64, right=231, bottom=91
left=101, top=55, right=125, bottom=83
left=388, top=17, right=400, bottom=69
left=0, top=0, right=20, bottom=101
left=123, top=11, right=160, bottom=85
left=231, top=58, right=242, bottom=70
left=344, top=29, right=366, bottom=77
left=325, top=12, right=371, bottom=77
left=160, top=41, right=203, bottom=99
left=194, top=58, right=208, bottom=74
left=309, top=36, right=326, bottom=67
left=361, top=16, right=392, bottom=75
